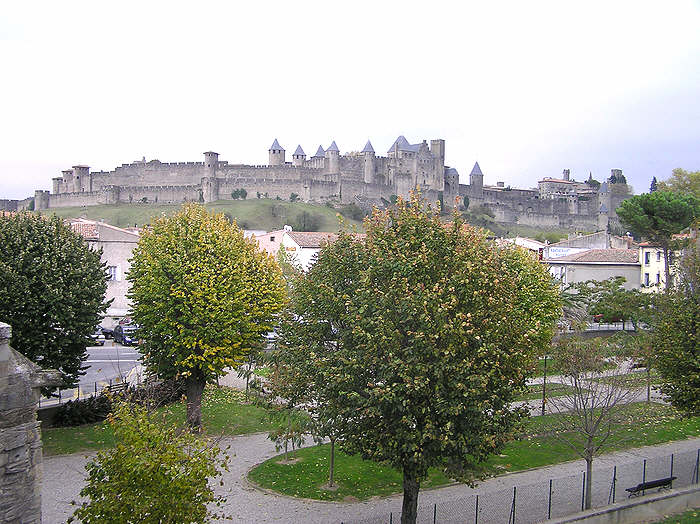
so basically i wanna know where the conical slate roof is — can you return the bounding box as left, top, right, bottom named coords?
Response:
left=361, top=140, right=375, bottom=153
left=313, top=145, right=325, bottom=158
left=470, top=162, right=483, bottom=176
left=327, top=141, right=340, bottom=152
left=270, top=139, right=284, bottom=151
left=600, top=181, right=609, bottom=193
left=599, top=203, right=608, bottom=213
left=387, top=135, right=410, bottom=153
left=293, top=145, right=305, bottom=156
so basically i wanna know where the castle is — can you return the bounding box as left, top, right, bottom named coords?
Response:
left=2, top=136, right=629, bottom=231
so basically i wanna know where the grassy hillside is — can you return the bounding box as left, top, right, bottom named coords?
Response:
left=38, top=199, right=364, bottom=232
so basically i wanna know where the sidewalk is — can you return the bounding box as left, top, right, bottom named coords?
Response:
left=41, top=431, right=700, bottom=524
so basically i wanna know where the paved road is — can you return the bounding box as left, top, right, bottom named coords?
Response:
left=41, top=430, right=700, bottom=524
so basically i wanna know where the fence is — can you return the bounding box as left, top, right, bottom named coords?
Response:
left=343, top=448, right=700, bottom=524
left=36, top=370, right=142, bottom=408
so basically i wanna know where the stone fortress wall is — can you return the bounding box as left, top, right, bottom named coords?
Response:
left=2, top=137, right=629, bottom=231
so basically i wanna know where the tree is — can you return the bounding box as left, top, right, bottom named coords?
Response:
left=582, top=277, right=654, bottom=330
left=0, top=212, right=108, bottom=391
left=658, top=168, right=700, bottom=199
left=650, top=176, right=658, bottom=193
left=547, top=336, right=641, bottom=510
left=127, top=203, right=287, bottom=429
left=652, top=246, right=700, bottom=415
left=276, top=194, right=561, bottom=524
left=617, top=191, right=700, bottom=287
left=585, top=173, right=601, bottom=190
left=69, top=402, right=228, bottom=524
left=289, top=192, right=299, bottom=202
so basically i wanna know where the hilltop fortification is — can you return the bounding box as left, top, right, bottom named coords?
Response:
left=1, top=137, right=629, bottom=231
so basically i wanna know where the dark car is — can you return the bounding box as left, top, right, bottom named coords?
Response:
left=100, top=326, right=114, bottom=339
left=90, top=327, right=106, bottom=346
left=114, top=324, right=139, bottom=346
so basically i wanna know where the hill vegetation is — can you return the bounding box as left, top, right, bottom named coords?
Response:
left=37, top=199, right=364, bottom=232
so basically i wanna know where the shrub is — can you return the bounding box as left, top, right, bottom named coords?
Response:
left=290, top=193, right=299, bottom=202
left=53, top=393, right=114, bottom=427
left=69, top=402, right=228, bottom=524
left=343, top=203, right=365, bottom=221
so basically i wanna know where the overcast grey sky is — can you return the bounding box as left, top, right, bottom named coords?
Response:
left=1, top=1, right=699, bottom=199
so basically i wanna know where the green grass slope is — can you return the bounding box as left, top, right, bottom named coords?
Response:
left=38, top=199, right=363, bottom=232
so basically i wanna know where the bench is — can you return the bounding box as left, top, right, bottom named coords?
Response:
left=625, top=476, right=676, bottom=497
left=103, top=382, right=129, bottom=395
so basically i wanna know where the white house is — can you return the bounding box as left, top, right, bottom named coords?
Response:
left=545, top=248, right=641, bottom=289
left=280, top=231, right=339, bottom=271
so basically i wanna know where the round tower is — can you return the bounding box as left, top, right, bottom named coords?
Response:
left=269, top=139, right=285, bottom=166
left=362, top=140, right=375, bottom=184
left=325, top=140, right=340, bottom=174
left=469, top=162, right=484, bottom=194
left=72, top=165, right=90, bottom=192
left=204, top=151, right=219, bottom=176
left=292, top=145, right=306, bottom=167
left=34, top=190, right=49, bottom=210
left=312, top=145, right=325, bottom=169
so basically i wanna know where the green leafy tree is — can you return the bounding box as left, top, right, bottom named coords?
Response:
left=650, top=176, right=658, bottom=192
left=658, top=168, right=700, bottom=199
left=652, top=246, right=700, bottom=415
left=127, top=203, right=287, bottom=429
left=289, top=192, right=299, bottom=202
left=617, top=191, right=700, bottom=286
left=582, top=277, right=654, bottom=329
left=69, top=402, right=228, bottom=524
left=0, top=212, right=108, bottom=391
left=276, top=194, right=561, bottom=524
left=585, top=173, right=601, bottom=190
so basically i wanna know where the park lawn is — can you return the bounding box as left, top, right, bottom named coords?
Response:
left=651, top=508, right=700, bottom=523
left=249, top=402, right=700, bottom=501
left=43, top=386, right=273, bottom=455
left=248, top=443, right=451, bottom=501
left=593, top=369, right=661, bottom=389
left=515, top=382, right=578, bottom=401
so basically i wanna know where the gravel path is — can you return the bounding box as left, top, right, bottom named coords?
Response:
left=42, top=433, right=700, bottom=524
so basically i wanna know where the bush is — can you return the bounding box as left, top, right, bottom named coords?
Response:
left=69, top=402, right=228, bottom=524
left=291, top=211, right=321, bottom=232
left=290, top=193, right=299, bottom=202
left=53, top=394, right=114, bottom=427
left=343, top=203, right=365, bottom=221
left=231, top=188, right=248, bottom=200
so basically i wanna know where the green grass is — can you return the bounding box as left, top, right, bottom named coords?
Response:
left=248, top=444, right=451, bottom=501
left=651, top=508, right=700, bottom=523
left=515, top=383, right=579, bottom=401
left=249, top=403, right=700, bottom=501
left=594, top=370, right=661, bottom=389
left=37, top=199, right=364, bottom=232
left=43, top=386, right=274, bottom=455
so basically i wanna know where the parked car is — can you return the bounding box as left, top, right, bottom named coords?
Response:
left=100, top=326, right=114, bottom=339
left=114, top=324, right=139, bottom=346
left=90, top=328, right=106, bottom=346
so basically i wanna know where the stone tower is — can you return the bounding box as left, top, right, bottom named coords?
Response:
left=430, top=139, right=445, bottom=190
left=362, top=140, right=375, bottom=184
left=204, top=151, right=219, bottom=176
left=269, top=139, right=285, bottom=166
left=311, top=145, right=325, bottom=169
left=202, top=152, right=219, bottom=202
left=292, top=145, right=306, bottom=167
left=73, top=165, right=90, bottom=192
left=469, top=162, right=484, bottom=193
left=325, top=141, right=340, bottom=174
left=34, top=190, right=49, bottom=211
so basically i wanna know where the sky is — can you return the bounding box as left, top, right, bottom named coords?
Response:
left=1, top=1, right=699, bottom=199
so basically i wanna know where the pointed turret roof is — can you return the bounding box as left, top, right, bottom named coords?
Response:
left=470, top=162, right=483, bottom=176
left=599, top=203, right=608, bottom=213
left=293, top=145, right=305, bottom=156
left=270, top=139, right=284, bottom=151
left=387, top=135, right=410, bottom=153
left=361, top=140, right=375, bottom=154
left=313, top=145, right=325, bottom=158
left=600, top=181, right=609, bottom=193
left=327, top=141, right=340, bottom=152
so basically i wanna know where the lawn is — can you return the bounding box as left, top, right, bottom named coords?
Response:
left=515, top=382, right=578, bottom=401
left=43, top=386, right=273, bottom=455
left=37, top=199, right=364, bottom=232
left=248, top=403, right=700, bottom=501
left=651, top=508, right=700, bottom=523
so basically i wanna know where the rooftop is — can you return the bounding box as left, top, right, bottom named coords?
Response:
left=286, top=231, right=339, bottom=248
left=546, top=248, right=639, bottom=264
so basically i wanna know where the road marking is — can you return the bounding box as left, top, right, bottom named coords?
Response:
left=86, top=359, right=138, bottom=363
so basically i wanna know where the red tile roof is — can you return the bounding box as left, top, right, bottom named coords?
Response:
left=547, top=249, right=639, bottom=264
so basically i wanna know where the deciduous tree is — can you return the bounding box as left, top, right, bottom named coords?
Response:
left=652, top=246, right=700, bottom=415
left=0, top=212, right=108, bottom=391
left=275, top=194, right=561, bottom=524
left=127, top=203, right=286, bottom=429
left=658, top=168, right=700, bottom=199
left=617, top=191, right=700, bottom=286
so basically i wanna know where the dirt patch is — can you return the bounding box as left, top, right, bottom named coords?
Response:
left=320, top=482, right=340, bottom=491
left=342, top=495, right=359, bottom=502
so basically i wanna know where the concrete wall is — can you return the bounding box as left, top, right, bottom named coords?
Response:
left=548, top=262, right=641, bottom=289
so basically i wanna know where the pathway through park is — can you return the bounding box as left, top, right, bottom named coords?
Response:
left=42, top=433, right=700, bottom=524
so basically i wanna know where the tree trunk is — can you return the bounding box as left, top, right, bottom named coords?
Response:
left=185, top=376, right=206, bottom=431
left=647, top=368, right=651, bottom=403
left=328, top=438, right=336, bottom=487
left=585, top=455, right=593, bottom=510
left=401, top=467, right=420, bottom=524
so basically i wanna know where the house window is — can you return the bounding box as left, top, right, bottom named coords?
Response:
left=644, top=273, right=650, bottom=286
left=644, top=252, right=650, bottom=265
left=657, top=251, right=661, bottom=262
left=107, top=266, right=118, bottom=281
left=656, top=273, right=660, bottom=284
